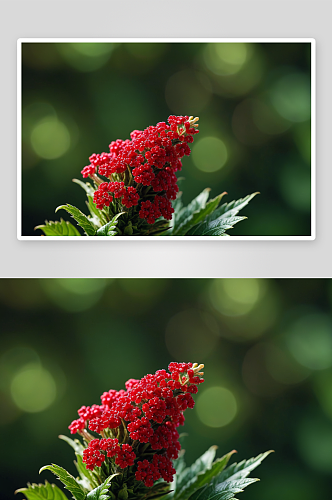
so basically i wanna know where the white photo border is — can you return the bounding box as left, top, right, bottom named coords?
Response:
left=17, top=38, right=316, bottom=241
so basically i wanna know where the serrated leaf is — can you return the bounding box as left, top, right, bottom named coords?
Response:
left=175, top=446, right=217, bottom=497
left=56, top=205, right=97, bottom=236
left=39, top=464, right=86, bottom=500
left=72, top=179, right=95, bottom=198
left=58, top=435, right=84, bottom=456
left=199, top=478, right=258, bottom=500
left=86, top=196, right=107, bottom=226
left=15, top=481, right=69, bottom=500
left=35, top=219, right=81, bottom=236
left=74, top=454, right=99, bottom=490
left=96, top=213, right=124, bottom=236
left=188, top=451, right=272, bottom=500
left=212, top=451, right=273, bottom=486
left=175, top=451, right=237, bottom=500
left=205, top=193, right=259, bottom=224
left=187, top=216, right=246, bottom=236
left=176, top=192, right=227, bottom=236
left=86, top=474, right=119, bottom=500
left=172, top=189, right=210, bottom=234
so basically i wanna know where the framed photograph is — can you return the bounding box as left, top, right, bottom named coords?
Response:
left=5, top=278, right=332, bottom=500
left=17, top=38, right=315, bottom=240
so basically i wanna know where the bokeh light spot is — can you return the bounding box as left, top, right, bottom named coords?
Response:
left=41, top=279, right=108, bottom=312
left=270, top=72, right=311, bottom=123
left=0, top=346, right=40, bottom=392
left=278, top=161, right=311, bottom=212
left=265, top=344, right=310, bottom=385
left=232, top=99, right=269, bottom=146
left=23, top=102, right=57, bottom=136
left=31, top=117, right=70, bottom=159
left=286, top=313, right=332, bottom=370
left=165, top=309, right=219, bottom=361
left=120, top=279, right=168, bottom=298
left=192, top=137, right=228, bottom=173
left=242, top=343, right=284, bottom=397
left=126, top=43, right=167, bottom=61
left=58, top=278, right=108, bottom=296
left=73, top=43, right=114, bottom=57
left=204, top=43, right=248, bottom=76
left=253, top=98, right=291, bottom=135
left=313, top=370, right=332, bottom=421
left=196, top=386, right=237, bottom=427
left=210, top=278, right=262, bottom=317
left=165, top=70, right=212, bottom=115
left=57, top=43, right=115, bottom=72
left=11, top=364, right=56, bottom=413
left=297, top=416, right=332, bottom=473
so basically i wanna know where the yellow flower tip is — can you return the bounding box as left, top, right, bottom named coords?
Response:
left=188, top=116, right=200, bottom=127
left=192, top=363, right=204, bottom=375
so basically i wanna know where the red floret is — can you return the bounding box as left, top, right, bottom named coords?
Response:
left=122, top=187, right=139, bottom=208
left=115, top=444, right=136, bottom=468
left=93, top=182, right=113, bottom=210
left=82, top=439, right=105, bottom=470
left=68, top=417, right=85, bottom=434
left=99, top=438, right=120, bottom=457
left=127, top=416, right=154, bottom=443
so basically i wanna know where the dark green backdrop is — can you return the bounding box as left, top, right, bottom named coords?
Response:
left=1, top=278, right=331, bottom=499
left=21, top=42, right=312, bottom=236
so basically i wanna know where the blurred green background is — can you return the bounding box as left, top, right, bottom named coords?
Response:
left=21, top=42, right=312, bottom=236
left=1, top=278, right=332, bottom=499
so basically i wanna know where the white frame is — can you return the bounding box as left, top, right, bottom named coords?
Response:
left=17, top=38, right=316, bottom=241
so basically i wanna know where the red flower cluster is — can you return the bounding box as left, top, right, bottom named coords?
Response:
left=136, top=454, right=176, bottom=487
left=139, top=195, right=174, bottom=224
left=69, top=362, right=204, bottom=487
left=82, top=116, right=199, bottom=225
left=93, top=182, right=140, bottom=210
left=83, top=438, right=135, bottom=470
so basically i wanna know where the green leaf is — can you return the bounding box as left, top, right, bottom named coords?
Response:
left=72, top=179, right=95, bottom=198
left=86, top=475, right=119, bottom=500
left=86, top=196, right=107, bottom=225
left=187, top=451, right=272, bottom=500
left=212, top=451, right=272, bottom=486
left=175, top=446, right=217, bottom=497
left=175, top=451, right=237, bottom=500
left=72, top=180, right=105, bottom=224
left=176, top=192, right=227, bottom=236
left=35, top=219, right=81, bottom=236
left=56, top=205, right=97, bottom=236
left=74, top=454, right=99, bottom=491
left=58, top=435, right=85, bottom=456
left=171, top=192, right=184, bottom=218
left=205, top=193, right=259, bottom=224
left=186, top=216, right=246, bottom=236
left=190, top=478, right=258, bottom=500
left=39, top=464, right=86, bottom=500
left=15, top=481, right=69, bottom=500
left=173, top=450, right=186, bottom=477
left=96, top=213, right=125, bottom=236
left=172, top=189, right=210, bottom=235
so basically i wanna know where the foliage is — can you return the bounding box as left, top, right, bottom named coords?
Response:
left=35, top=180, right=257, bottom=237
left=35, top=218, right=81, bottom=236
left=16, top=364, right=270, bottom=500
left=169, top=444, right=272, bottom=500
left=17, top=439, right=271, bottom=500
left=15, top=481, right=69, bottom=500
